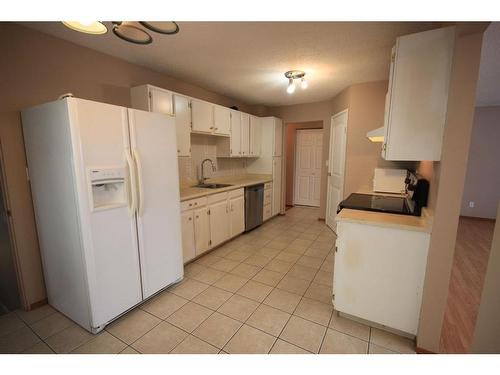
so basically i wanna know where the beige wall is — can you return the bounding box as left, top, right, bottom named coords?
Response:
left=470, top=203, right=500, bottom=353
left=0, top=23, right=257, bottom=308
left=417, top=28, right=485, bottom=353
left=460, top=106, right=500, bottom=219
left=285, top=121, right=323, bottom=206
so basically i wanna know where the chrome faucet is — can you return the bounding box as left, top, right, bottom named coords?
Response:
left=200, top=158, right=216, bottom=184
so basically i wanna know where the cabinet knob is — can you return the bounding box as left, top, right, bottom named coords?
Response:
left=196, top=215, right=199, bottom=219
left=177, top=149, right=180, bottom=153
left=188, top=217, right=192, bottom=221
left=189, top=203, right=192, bottom=207
left=194, top=202, right=198, bottom=206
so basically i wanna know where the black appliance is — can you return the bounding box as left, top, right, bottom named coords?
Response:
left=338, top=174, right=429, bottom=217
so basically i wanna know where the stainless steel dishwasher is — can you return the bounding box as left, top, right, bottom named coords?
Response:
left=244, top=184, right=264, bottom=232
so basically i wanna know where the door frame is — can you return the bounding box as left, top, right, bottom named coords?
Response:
left=293, top=128, right=323, bottom=207
left=326, top=109, right=349, bottom=230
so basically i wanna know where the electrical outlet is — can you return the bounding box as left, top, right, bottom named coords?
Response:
left=469, top=201, right=475, bottom=208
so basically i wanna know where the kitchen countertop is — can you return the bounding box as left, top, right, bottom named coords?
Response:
left=336, top=208, right=433, bottom=233
left=179, top=174, right=273, bottom=201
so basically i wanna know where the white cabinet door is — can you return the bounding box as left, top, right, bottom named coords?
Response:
left=209, top=200, right=231, bottom=247
left=240, top=113, right=250, bottom=156
left=173, top=94, right=191, bottom=157
left=230, top=110, right=241, bottom=157
left=214, top=105, right=231, bottom=136
left=229, top=196, right=245, bottom=237
left=383, top=27, right=455, bottom=161
left=194, top=207, right=210, bottom=256
left=249, top=116, right=261, bottom=157
left=149, top=87, right=173, bottom=116
left=181, top=211, right=195, bottom=263
left=272, top=156, right=282, bottom=216
left=191, top=99, right=214, bottom=134
left=274, top=118, right=283, bottom=157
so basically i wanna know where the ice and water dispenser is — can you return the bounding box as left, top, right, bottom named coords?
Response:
left=89, top=167, right=127, bottom=211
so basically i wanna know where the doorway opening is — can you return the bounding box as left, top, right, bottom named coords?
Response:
left=440, top=22, right=500, bottom=353
left=284, top=121, right=323, bottom=210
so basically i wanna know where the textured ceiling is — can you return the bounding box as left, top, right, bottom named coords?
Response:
left=23, top=22, right=441, bottom=107
left=476, top=22, right=500, bottom=107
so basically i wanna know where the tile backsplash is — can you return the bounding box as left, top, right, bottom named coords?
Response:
left=178, top=134, right=247, bottom=187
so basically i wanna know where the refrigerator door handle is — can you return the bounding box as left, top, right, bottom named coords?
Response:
left=125, top=149, right=137, bottom=216
left=132, top=148, right=145, bottom=217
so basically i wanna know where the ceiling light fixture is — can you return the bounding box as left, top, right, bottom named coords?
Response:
left=284, top=70, right=307, bottom=94
left=112, top=22, right=152, bottom=45
left=139, top=21, right=179, bottom=35
left=62, top=21, right=107, bottom=35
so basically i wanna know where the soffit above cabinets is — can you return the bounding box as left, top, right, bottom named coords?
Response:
left=22, top=21, right=441, bottom=107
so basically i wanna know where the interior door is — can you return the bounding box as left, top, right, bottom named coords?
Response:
left=181, top=211, right=195, bottom=263
left=72, top=99, right=142, bottom=327
left=209, top=200, right=230, bottom=247
left=194, top=207, right=210, bottom=255
left=128, top=109, right=183, bottom=299
left=230, top=110, right=241, bottom=157
left=173, top=94, right=191, bottom=156
left=294, top=129, right=323, bottom=207
left=214, top=106, right=231, bottom=136
left=191, top=99, right=214, bottom=133
left=326, top=110, right=348, bottom=231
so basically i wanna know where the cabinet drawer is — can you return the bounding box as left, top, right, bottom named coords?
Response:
left=181, top=197, right=207, bottom=212
left=263, top=203, right=272, bottom=221
left=228, top=188, right=244, bottom=199
left=264, top=182, right=272, bottom=191
left=264, top=189, right=272, bottom=206
left=207, top=191, right=229, bottom=204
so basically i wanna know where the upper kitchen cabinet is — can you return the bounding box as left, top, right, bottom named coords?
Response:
left=213, top=105, right=231, bottom=136
left=191, top=98, right=214, bottom=134
left=381, top=26, right=455, bottom=161
left=249, top=115, right=261, bottom=157
left=131, top=84, right=191, bottom=156
left=240, top=112, right=250, bottom=156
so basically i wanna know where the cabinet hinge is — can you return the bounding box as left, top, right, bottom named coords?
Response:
left=335, top=246, right=338, bottom=253
left=207, top=209, right=211, bottom=215
left=148, top=91, right=152, bottom=99
left=382, top=143, right=387, bottom=151
left=391, top=52, right=396, bottom=63
left=332, top=293, right=335, bottom=301
left=209, top=240, right=212, bottom=245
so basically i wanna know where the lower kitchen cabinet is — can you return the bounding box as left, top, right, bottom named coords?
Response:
left=181, top=211, right=196, bottom=263
left=194, top=207, right=210, bottom=256
left=333, top=219, right=430, bottom=335
left=230, top=195, right=245, bottom=237
left=180, top=188, right=245, bottom=263
left=209, top=199, right=231, bottom=247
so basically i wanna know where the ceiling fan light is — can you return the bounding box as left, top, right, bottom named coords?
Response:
left=139, top=21, right=179, bottom=35
left=287, top=78, right=296, bottom=94
left=112, top=23, right=152, bottom=45
left=62, top=21, right=107, bottom=35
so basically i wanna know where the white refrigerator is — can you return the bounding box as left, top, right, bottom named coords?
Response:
left=22, top=97, right=183, bottom=333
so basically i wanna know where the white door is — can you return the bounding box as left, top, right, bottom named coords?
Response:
left=194, top=206, right=210, bottom=255
left=214, top=105, right=231, bottom=136
left=230, top=196, right=245, bottom=237
left=230, top=110, right=241, bottom=157
left=272, top=157, right=282, bottom=216
left=71, top=99, right=143, bottom=328
left=191, top=99, right=214, bottom=133
left=173, top=94, right=191, bottom=156
left=181, top=211, right=195, bottom=263
left=274, top=118, right=283, bottom=156
left=294, top=129, right=323, bottom=207
left=128, top=109, right=183, bottom=299
left=326, top=110, right=348, bottom=231
left=149, top=87, right=173, bottom=116
left=240, top=113, right=250, bottom=156
left=209, top=200, right=231, bottom=247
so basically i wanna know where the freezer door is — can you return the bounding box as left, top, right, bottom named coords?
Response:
left=69, top=98, right=142, bottom=329
left=128, top=109, right=184, bottom=298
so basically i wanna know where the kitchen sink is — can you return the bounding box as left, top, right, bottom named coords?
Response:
left=194, top=183, right=233, bottom=189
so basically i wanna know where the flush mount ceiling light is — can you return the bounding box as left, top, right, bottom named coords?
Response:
left=62, top=21, right=108, bottom=35
left=285, top=70, right=307, bottom=94
left=62, top=21, right=179, bottom=45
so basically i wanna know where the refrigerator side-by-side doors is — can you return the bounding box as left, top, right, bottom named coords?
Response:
left=128, top=109, right=184, bottom=299
left=69, top=98, right=143, bottom=330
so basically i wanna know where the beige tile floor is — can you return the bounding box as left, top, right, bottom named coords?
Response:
left=0, top=207, right=416, bottom=354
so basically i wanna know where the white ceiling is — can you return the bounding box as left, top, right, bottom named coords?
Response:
left=476, top=22, right=500, bottom=107
left=23, top=22, right=440, bottom=107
